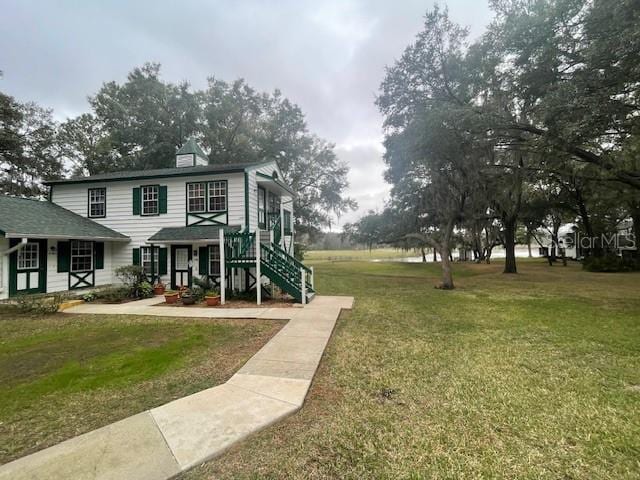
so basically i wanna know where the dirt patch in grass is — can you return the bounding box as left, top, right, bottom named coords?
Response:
left=0, top=313, right=284, bottom=464
left=153, top=298, right=298, bottom=308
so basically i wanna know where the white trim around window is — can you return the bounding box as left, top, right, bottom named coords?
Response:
left=88, top=188, right=106, bottom=218
left=187, top=182, right=206, bottom=213
left=71, top=240, right=93, bottom=273
left=142, top=185, right=159, bottom=215
left=17, top=242, right=39, bottom=270
left=207, top=180, right=227, bottom=212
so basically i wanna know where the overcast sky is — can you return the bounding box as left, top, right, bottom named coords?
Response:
left=1, top=0, right=493, bottom=228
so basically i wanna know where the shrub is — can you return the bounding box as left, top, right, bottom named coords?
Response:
left=0, top=293, right=64, bottom=315
left=294, top=242, right=306, bottom=261
left=95, top=286, right=130, bottom=303
left=583, top=254, right=640, bottom=272
left=138, top=281, right=154, bottom=298
left=115, top=265, right=154, bottom=298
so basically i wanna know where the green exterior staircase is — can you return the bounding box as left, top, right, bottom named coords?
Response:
left=224, top=230, right=314, bottom=303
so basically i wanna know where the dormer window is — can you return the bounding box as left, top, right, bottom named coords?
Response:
left=88, top=188, right=106, bottom=218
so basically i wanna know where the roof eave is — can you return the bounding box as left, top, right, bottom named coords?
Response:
left=4, top=233, right=130, bottom=242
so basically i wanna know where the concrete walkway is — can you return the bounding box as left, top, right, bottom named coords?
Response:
left=64, top=295, right=299, bottom=320
left=0, top=296, right=353, bottom=480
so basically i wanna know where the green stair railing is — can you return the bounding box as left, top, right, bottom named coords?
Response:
left=225, top=230, right=255, bottom=266
left=260, top=242, right=314, bottom=302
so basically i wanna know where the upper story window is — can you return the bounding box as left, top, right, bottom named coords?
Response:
left=71, top=240, right=93, bottom=272
left=17, top=242, right=39, bottom=270
left=142, top=185, right=159, bottom=215
left=188, top=180, right=227, bottom=213
left=88, top=188, right=106, bottom=218
left=208, top=181, right=227, bottom=212
left=188, top=183, right=206, bottom=213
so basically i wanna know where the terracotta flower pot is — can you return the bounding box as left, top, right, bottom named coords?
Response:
left=205, top=295, right=221, bottom=306
left=153, top=285, right=165, bottom=295
left=164, top=293, right=179, bottom=304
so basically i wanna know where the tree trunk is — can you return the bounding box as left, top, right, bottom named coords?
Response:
left=438, top=219, right=455, bottom=289
left=433, top=248, right=437, bottom=262
left=526, top=231, right=532, bottom=258
left=440, top=244, right=454, bottom=289
left=503, top=218, right=518, bottom=274
left=421, top=246, right=427, bottom=263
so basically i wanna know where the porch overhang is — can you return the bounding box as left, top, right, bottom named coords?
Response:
left=147, top=225, right=241, bottom=244
left=256, top=172, right=296, bottom=197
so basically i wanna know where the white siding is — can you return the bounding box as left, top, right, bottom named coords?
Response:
left=46, top=240, right=114, bottom=293
left=247, top=162, right=294, bottom=240
left=51, top=172, right=245, bottom=286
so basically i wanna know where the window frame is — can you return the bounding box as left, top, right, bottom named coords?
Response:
left=141, top=246, right=159, bottom=275
left=88, top=187, right=106, bottom=218
left=141, top=185, right=160, bottom=216
left=258, top=186, right=266, bottom=229
left=70, top=240, right=93, bottom=273
left=17, top=242, right=39, bottom=270
left=208, top=245, right=221, bottom=276
left=207, top=180, right=227, bottom=212
left=187, top=182, right=207, bottom=214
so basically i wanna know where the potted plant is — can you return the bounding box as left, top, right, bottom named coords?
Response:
left=204, top=289, right=221, bottom=306
left=153, top=282, right=166, bottom=295
left=181, top=289, right=196, bottom=305
left=164, top=290, right=179, bottom=304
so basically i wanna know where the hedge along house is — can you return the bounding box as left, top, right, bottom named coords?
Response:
left=0, top=196, right=129, bottom=300
left=25, top=138, right=315, bottom=303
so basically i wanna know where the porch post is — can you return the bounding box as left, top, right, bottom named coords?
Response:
left=301, top=269, right=306, bottom=305
left=256, top=229, right=261, bottom=305
left=310, top=266, right=314, bottom=290
left=219, top=229, right=226, bottom=305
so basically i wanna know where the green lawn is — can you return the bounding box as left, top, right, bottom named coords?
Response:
left=0, top=314, right=283, bottom=464
left=182, top=259, right=640, bottom=479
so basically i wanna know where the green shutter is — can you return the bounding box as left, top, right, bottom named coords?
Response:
left=94, top=242, right=104, bottom=269
left=57, top=241, right=70, bottom=273
left=199, top=246, right=209, bottom=275
left=159, top=186, right=167, bottom=214
left=132, top=187, right=141, bottom=215
left=159, top=248, right=168, bottom=275
left=132, top=247, right=140, bottom=266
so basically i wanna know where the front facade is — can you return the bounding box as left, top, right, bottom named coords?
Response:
left=0, top=140, right=312, bottom=302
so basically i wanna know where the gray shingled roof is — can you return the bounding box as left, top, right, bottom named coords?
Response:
left=148, top=225, right=241, bottom=242
left=0, top=196, right=129, bottom=241
left=44, top=162, right=263, bottom=186
left=176, top=138, right=208, bottom=159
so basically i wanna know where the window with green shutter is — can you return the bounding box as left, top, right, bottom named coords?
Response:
left=132, top=247, right=141, bottom=266
left=132, top=188, right=141, bottom=215
left=94, top=242, right=104, bottom=269
left=198, top=246, right=209, bottom=275
left=57, top=241, right=70, bottom=273
left=159, top=186, right=168, bottom=214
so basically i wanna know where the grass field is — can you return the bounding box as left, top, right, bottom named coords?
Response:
left=0, top=314, right=283, bottom=464
left=306, top=248, right=420, bottom=261
left=182, top=259, right=640, bottom=479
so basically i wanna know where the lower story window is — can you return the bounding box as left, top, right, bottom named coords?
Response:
left=71, top=240, right=93, bottom=272
left=142, top=247, right=159, bottom=275
left=17, top=242, right=39, bottom=270
left=209, top=245, right=220, bottom=275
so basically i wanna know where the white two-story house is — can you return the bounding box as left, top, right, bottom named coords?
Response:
left=0, top=139, right=314, bottom=303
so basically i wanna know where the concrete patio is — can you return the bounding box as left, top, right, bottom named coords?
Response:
left=0, top=295, right=353, bottom=480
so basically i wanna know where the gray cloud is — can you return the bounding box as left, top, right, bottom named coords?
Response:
left=0, top=0, right=492, bottom=228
